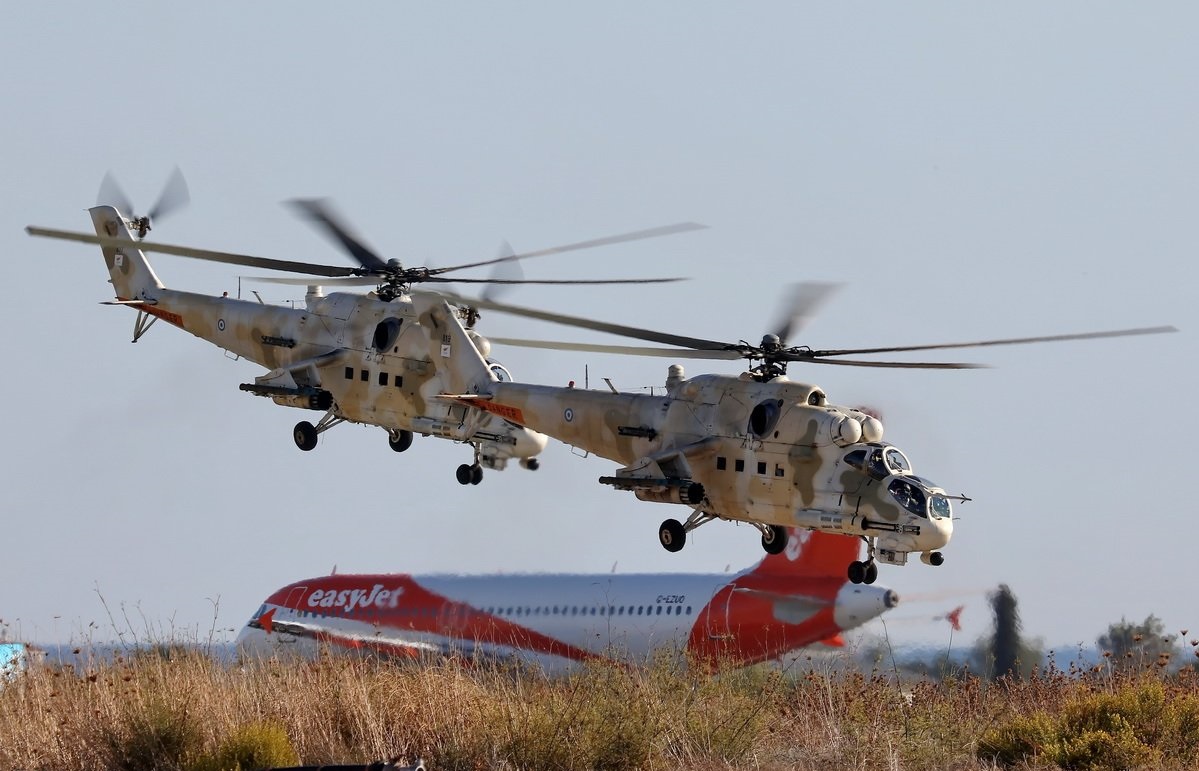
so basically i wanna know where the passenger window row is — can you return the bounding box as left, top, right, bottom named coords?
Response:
left=344, top=367, right=404, bottom=388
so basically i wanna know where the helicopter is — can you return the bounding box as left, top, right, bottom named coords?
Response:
left=429, top=286, right=1175, bottom=583
left=26, top=174, right=702, bottom=484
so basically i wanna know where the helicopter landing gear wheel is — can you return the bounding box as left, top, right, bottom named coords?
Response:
left=863, top=561, right=879, bottom=585
left=520, top=457, right=540, bottom=471
left=761, top=524, right=788, bottom=555
left=293, top=421, right=318, bottom=452
left=659, top=519, right=686, bottom=553
left=456, top=463, right=483, bottom=485
left=848, top=560, right=868, bottom=585
left=388, top=429, right=413, bottom=453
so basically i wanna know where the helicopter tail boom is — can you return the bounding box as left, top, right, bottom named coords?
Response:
left=89, top=206, right=165, bottom=301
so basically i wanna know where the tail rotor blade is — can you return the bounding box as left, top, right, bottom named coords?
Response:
left=97, top=172, right=135, bottom=217
left=147, top=166, right=191, bottom=222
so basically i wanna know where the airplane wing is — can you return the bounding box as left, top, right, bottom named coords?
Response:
left=728, top=588, right=831, bottom=626
left=252, top=610, right=440, bottom=659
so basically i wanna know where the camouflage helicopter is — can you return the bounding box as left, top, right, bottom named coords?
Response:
left=26, top=172, right=700, bottom=484
left=432, top=286, right=1175, bottom=583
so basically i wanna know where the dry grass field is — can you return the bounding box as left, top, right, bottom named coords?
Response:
left=2, top=647, right=1198, bottom=771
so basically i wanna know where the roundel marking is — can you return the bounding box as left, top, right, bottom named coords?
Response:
left=564, top=407, right=574, bottom=423
left=783, top=528, right=811, bottom=562
left=217, top=318, right=226, bottom=332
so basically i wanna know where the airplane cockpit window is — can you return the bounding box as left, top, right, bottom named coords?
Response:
left=843, top=449, right=867, bottom=472
left=930, top=495, right=952, bottom=519
left=888, top=478, right=927, bottom=516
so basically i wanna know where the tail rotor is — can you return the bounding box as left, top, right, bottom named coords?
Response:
left=97, top=166, right=191, bottom=239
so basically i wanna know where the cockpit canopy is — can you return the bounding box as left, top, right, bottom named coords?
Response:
left=888, top=476, right=952, bottom=520
left=843, top=443, right=912, bottom=481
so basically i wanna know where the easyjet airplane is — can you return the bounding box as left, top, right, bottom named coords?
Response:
left=236, top=529, right=898, bottom=671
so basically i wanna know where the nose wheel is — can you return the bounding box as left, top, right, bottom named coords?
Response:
left=848, top=560, right=879, bottom=585
left=456, top=463, right=483, bottom=485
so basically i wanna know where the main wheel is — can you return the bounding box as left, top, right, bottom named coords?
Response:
left=470, top=464, right=483, bottom=485
left=456, top=464, right=473, bottom=485
left=293, top=421, right=318, bottom=451
left=847, top=561, right=867, bottom=585
left=863, top=562, right=879, bottom=585
left=388, top=430, right=413, bottom=453
left=761, top=525, right=788, bottom=555
left=658, top=519, right=686, bottom=553
left=521, top=457, right=540, bottom=471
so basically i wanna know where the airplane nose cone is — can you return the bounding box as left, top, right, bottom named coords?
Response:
left=833, top=583, right=899, bottom=631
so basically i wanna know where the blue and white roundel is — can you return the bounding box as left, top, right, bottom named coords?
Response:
left=564, top=407, right=574, bottom=423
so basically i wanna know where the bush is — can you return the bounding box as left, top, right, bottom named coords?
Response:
left=101, top=701, right=205, bottom=771
left=978, top=681, right=1199, bottom=770
left=190, top=721, right=299, bottom=771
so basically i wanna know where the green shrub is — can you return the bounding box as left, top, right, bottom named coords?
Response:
left=189, top=721, right=299, bottom=771
left=978, top=681, right=1199, bottom=770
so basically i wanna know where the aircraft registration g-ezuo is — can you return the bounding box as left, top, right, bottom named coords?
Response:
left=235, top=529, right=897, bottom=672
left=27, top=185, right=698, bottom=484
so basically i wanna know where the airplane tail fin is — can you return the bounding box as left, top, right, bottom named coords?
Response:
left=747, top=529, right=861, bottom=578
left=89, top=205, right=165, bottom=300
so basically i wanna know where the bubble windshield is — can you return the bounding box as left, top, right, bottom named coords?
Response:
left=929, top=495, right=952, bottom=519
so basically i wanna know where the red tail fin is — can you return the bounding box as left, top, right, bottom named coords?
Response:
left=748, top=529, right=861, bottom=577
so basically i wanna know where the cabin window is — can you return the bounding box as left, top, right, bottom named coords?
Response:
left=394, top=376, right=404, bottom=389
left=360, top=369, right=369, bottom=382
left=344, top=367, right=354, bottom=380
left=735, top=459, right=745, bottom=472
left=716, top=457, right=727, bottom=471
left=686, top=606, right=693, bottom=615
left=378, top=372, right=389, bottom=386
left=775, top=465, right=785, bottom=478
left=757, top=461, right=767, bottom=475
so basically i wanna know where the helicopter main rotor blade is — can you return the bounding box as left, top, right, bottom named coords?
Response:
left=97, top=172, right=134, bottom=216
left=772, top=281, right=841, bottom=344
left=488, top=338, right=745, bottom=360
left=25, top=226, right=363, bottom=278
left=243, top=275, right=381, bottom=286
left=419, top=276, right=686, bottom=286
left=430, top=222, right=708, bottom=275
left=289, top=198, right=389, bottom=273
left=147, top=166, right=191, bottom=221
left=780, top=355, right=985, bottom=369
left=809, top=325, right=1178, bottom=358
left=424, top=290, right=734, bottom=351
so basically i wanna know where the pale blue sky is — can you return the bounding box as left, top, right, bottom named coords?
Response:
left=2, top=3, right=1194, bottom=654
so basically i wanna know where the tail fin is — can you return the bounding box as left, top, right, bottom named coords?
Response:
left=89, top=205, right=164, bottom=300
left=747, top=528, right=861, bottom=578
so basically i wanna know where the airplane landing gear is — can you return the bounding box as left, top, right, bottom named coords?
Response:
left=388, top=429, right=413, bottom=452
left=456, top=463, right=483, bottom=485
